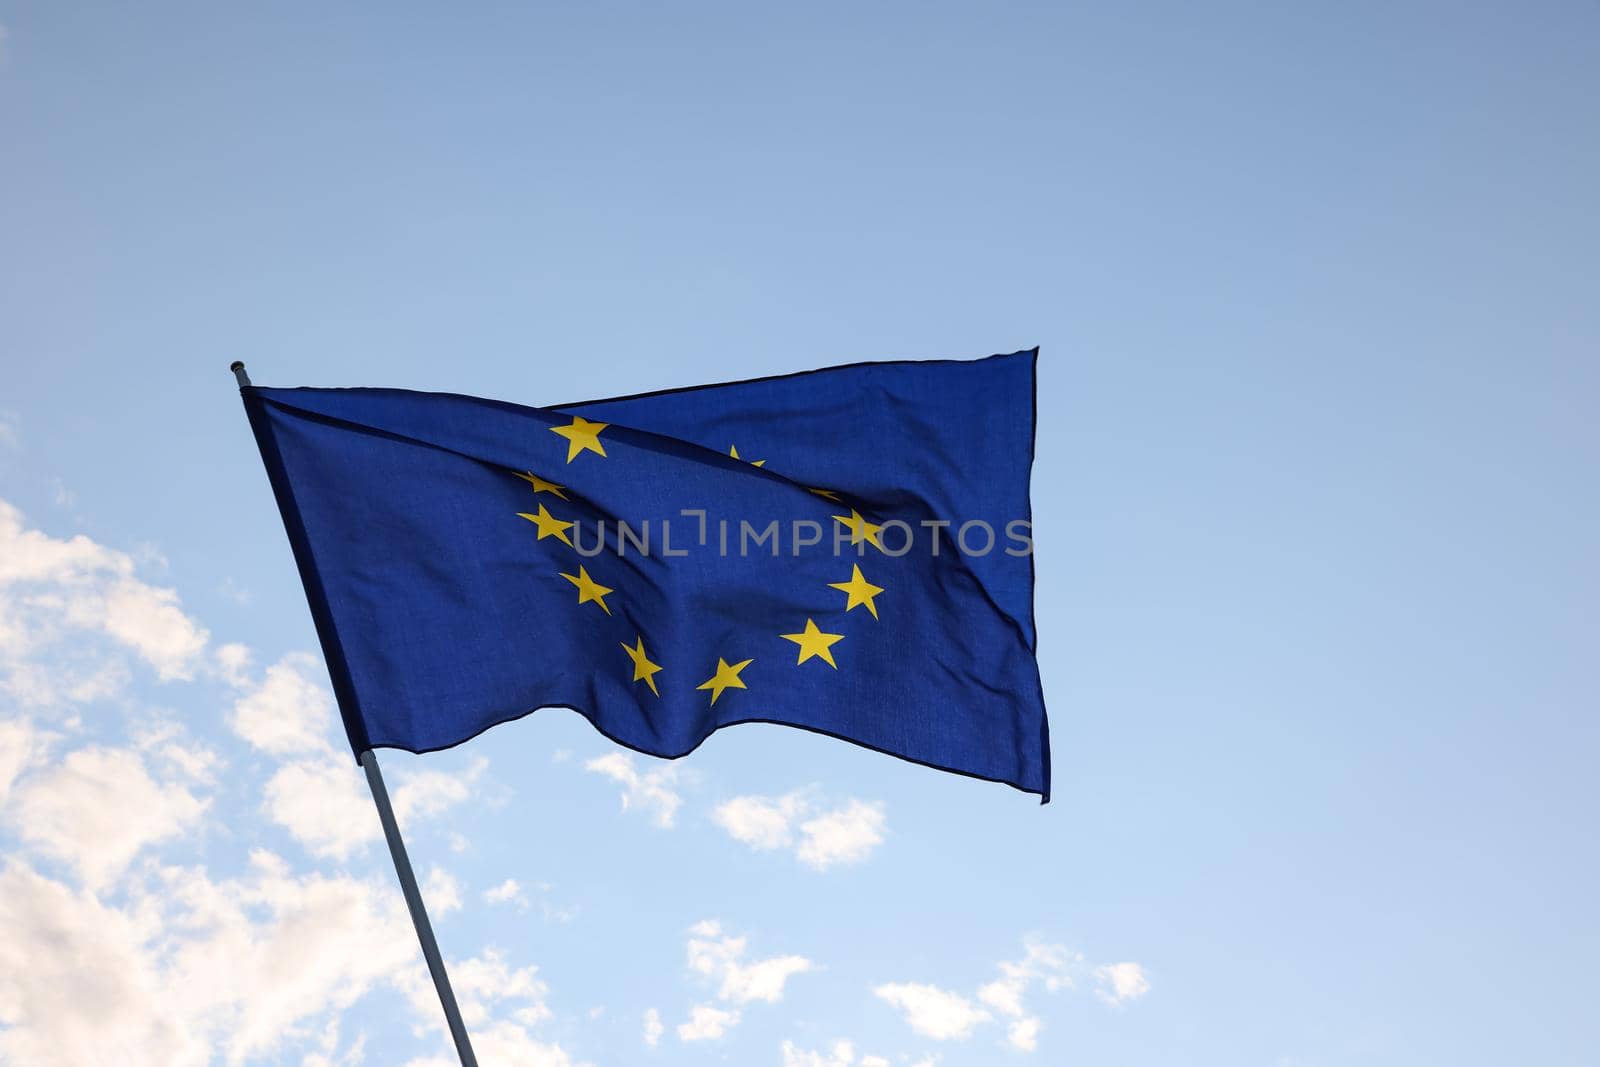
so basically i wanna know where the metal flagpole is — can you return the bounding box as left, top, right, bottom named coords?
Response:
left=360, top=749, right=480, bottom=1067
left=230, top=362, right=480, bottom=1067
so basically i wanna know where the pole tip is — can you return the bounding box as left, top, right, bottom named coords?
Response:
left=229, top=361, right=245, bottom=372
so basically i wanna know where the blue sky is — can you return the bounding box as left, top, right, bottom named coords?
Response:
left=1, top=3, right=1597, bottom=1064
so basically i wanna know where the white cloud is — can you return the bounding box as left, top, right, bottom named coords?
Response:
left=462, top=1023, right=580, bottom=1066
left=134, top=721, right=222, bottom=787
left=484, top=878, right=526, bottom=907
left=392, top=758, right=486, bottom=825
left=398, top=946, right=550, bottom=1031
left=0, top=500, right=208, bottom=706
left=676, top=1003, right=738, bottom=1042
left=298, top=1019, right=366, bottom=1067
left=724, top=951, right=813, bottom=1005
left=796, top=799, right=886, bottom=870
left=0, top=860, right=209, bottom=1066
left=541, top=898, right=579, bottom=924
left=686, top=919, right=812, bottom=1004
left=263, top=758, right=380, bottom=860
left=1006, top=1016, right=1042, bottom=1051
left=976, top=939, right=1074, bottom=1021
left=97, top=579, right=207, bottom=679
left=160, top=851, right=417, bottom=1063
left=9, top=744, right=209, bottom=891
left=217, top=577, right=254, bottom=607
left=229, top=652, right=336, bottom=756
left=0, top=704, right=427, bottom=1065
left=215, top=642, right=253, bottom=687
left=712, top=789, right=886, bottom=870
left=780, top=1039, right=893, bottom=1067
left=0, top=849, right=416, bottom=1066
left=423, top=867, right=462, bottom=915
left=398, top=949, right=582, bottom=1066
left=1094, top=962, right=1150, bottom=1006
left=643, top=1007, right=663, bottom=1046
left=0, top=501, right=578, bottom=1066
left=584, top=751, right=681, bottom=828
left=873, top=983, right=991, bottom=1041
left=975, top=977, right=1023, bottom=1018
left=261, top=751, right=483, bottom=861
left=298, top=1019, right=365, bottom=1067
left=879, top=938, right=1145, bottom=1053
left=675, top=919, right=811, bottom=1042
left=0, top=716, right=47, bottom=809
left=0, top=410, right=18, bottom=449
left=781, top=1039, right=851, bottom=1066
left=712, top=791, right=807, bottom=850
left=480, top=876, right=576, bottom=924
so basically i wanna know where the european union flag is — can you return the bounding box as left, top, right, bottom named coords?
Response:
left=240, top=350, right=1050, bottom=800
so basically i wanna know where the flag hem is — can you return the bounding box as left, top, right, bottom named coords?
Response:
left=241, top=389, right=375, bottom=758
left=362, top=703, right=1050, bottom=802
left=550, top=349, right=1037, bottom=412
left=1024, top=346, right=1050, bottom=804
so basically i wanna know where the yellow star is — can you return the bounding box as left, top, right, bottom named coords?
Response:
left=780, top=618, right=845, bottom=668
left=807, top=487, right=840, bottom=501
left=729, top=444, right=766, bottom=468
left=517, top=503, right=574, bottom=547
left=512, top=471, right=569, bottom=499
left=550, top=416, right=608, bottom=463
left=696, top=657, right=753, bottom=706
left=620, top=636, right=663, bottom=697
left=559, top=565, right=613, bottom=614
left=828, top=564, right=885, bottom=619
left=832, top=509, right=883, bottom=549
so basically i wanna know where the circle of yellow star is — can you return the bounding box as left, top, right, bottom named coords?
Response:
left=559, top=565, right=613, bottom=614
left=780, top=618, right=845, bottom=668
left=729, top=444, right=766, bottom=468
left=518, top=503, right=574, bottom=547
left=828, top=564, right=885, bottom=619
left=550, top=416, right=608, bottom=463
left=696, top=657, right=753, bottom=706
left=620, top=636, right=663, bottom=697
left=832, top=509, right=883, bottom=549
left=512, top=471, right=569, bottom=499
left=807, top=487, right=841, bottom=501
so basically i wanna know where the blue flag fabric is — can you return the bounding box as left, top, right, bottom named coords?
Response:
left=241, top=350, right=1050, bottom=800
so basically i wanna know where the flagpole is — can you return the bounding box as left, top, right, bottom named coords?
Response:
left=229, top=361, right=480, bottom=1067
left=361, top=749, right=481, bottom=1067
